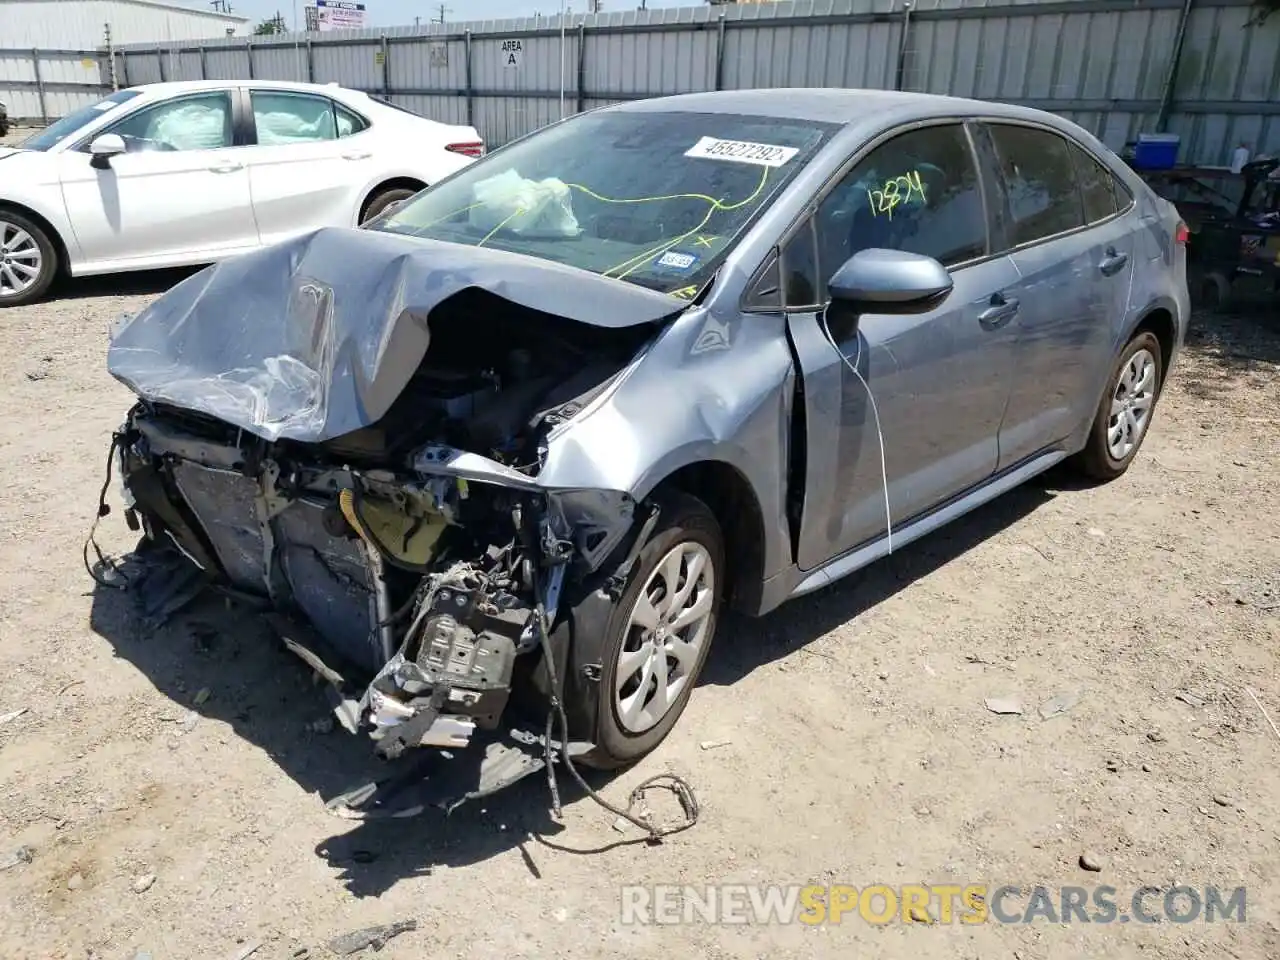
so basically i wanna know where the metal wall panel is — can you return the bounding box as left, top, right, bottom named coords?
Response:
left=7, top=0, right=1279, bottom=165
left=0, top=0, right=246, bottom=49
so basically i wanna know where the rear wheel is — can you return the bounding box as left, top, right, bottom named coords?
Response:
left=0, top=210, right=57, bottom=307
left=360, top=186, right=418, bottom=225
left=1070, top=330, right=1163, bottom=481
left=571, top=492, right=724, bottom=770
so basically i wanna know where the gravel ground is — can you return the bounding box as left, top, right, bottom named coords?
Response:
left=2, top=128, right=1280, bottom=960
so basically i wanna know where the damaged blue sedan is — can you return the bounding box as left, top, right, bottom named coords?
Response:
left=101, top=89, right=1189, bottom=782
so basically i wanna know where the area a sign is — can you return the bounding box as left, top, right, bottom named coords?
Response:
left=501, top=38, right=523, bottom=68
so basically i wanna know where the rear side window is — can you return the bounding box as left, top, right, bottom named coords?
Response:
left=1068, top=141, right=1120, bottom=224
left=251, top=91, right=367, bottom=145
left=987, top=124, right=1084, bottom=246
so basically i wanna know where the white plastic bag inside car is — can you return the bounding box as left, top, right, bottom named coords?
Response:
left=468, top=169, right=580, bottom=238
left=145, top=102, right=228, bottom=151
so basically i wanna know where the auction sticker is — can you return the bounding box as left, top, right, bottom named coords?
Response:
left=684, top=136, right=799, bottom=168
left=657, top=251, right=698, bottom=270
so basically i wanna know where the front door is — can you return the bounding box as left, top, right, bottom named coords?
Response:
left=782, top=122, right=1021, bottom=569
left=57, top=90, right=258, bottom=270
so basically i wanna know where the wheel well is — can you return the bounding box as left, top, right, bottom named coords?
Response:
left=656, top=461, right=766, bottom=614
left=1134, top=308, right=1175, bottom=377
left=359, top=178, right=427, bottom=220
left=0, top=200, right=69, bottom=276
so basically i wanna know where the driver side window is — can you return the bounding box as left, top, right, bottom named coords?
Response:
left=780, top=122, right=987, bottom=308
left=100, top=92, right=233, bottom=154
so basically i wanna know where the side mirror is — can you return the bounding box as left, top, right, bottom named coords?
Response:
left=828, top=248, right=953, bottom=315
left=88, top=133, right=126, bottom=168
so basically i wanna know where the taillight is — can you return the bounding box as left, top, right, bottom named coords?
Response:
left=446, top=141, right=485, bottom=158
left=1175, top=221, right=1190, bottom=245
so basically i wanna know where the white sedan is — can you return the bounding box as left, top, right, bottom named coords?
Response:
left=0, top=80, right=484, bottom=306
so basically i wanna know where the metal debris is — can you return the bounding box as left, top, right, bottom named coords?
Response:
left=984, top=697, right=1023, bottom=716
left=1038, top=691, right=1082, bottom=720
left=0, top=846, right=35, bottom=871
left=223, top=942, right=262, bottom=960
left=325, top=920, right=417, bottom=956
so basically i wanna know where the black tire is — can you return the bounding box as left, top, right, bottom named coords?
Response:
left=360, top=186, right=418, bottom=225
left=1199, top=271, right=1233, bottom=312
left=0, top=209, right=58, bottom=308
left=1070, top=330, right=1164, bottom=482
left=569, top=492, right=724, bottom=770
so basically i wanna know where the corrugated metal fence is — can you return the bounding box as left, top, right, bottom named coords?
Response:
left=0, top=46, right=109, bottom=122
left=5, top=0, right=1280, bottom=165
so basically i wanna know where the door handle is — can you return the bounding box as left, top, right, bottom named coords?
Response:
left=208, top=162, right=243, bottom=174
left=342, top=151, right=372, bottom=161
left=978, top=293, right=1020, bottom=328
left=1100, top=247, right=1129, bottom=276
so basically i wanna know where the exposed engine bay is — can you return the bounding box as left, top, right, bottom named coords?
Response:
left=110, top=289, right=653, bottom=768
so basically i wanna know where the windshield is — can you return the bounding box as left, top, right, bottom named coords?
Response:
left=375, top=110, right=837, bottom=297
left=20, top=90, right=142, bottom=151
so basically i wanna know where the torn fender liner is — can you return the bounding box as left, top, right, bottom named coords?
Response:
left=106, top=226, right=686, bottom=444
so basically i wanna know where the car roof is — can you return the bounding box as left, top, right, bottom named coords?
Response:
left=608, top=88, right=1053, bottom=127
left=125, top=79, right=365, bottom=98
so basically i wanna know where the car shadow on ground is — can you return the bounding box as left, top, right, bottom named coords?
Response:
left=52, top=266, right=201, bottom=301
left=87, top=472, right=1063, bottom=896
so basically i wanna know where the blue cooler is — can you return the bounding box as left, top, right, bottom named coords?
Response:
left=1132, top=133, right=1181, bottom=170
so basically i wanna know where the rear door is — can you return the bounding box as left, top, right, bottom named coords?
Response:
left=242, top=88, right=373, bottom=244
left=57, top=90, right=258, bottom=268
left=981, top=122, right=1127, bottom=469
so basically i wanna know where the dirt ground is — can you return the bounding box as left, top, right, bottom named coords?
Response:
left=3, top=135, right=1280, bottom=960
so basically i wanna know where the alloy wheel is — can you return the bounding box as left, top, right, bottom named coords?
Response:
left=0, top=220, right=42, bottom=298
left=1107, top=347, right=1157, bottom=461
left=615, top=541, right=716, bottom=734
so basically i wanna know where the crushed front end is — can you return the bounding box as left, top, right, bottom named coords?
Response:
left=99, top=227, right=677, bottom=770
left=115, top=403, right=629, bottom=760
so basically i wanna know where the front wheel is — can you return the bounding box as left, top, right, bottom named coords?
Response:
left=571, top=492, right=724, bottom=770
left=1070, top=330, right=1164, bottom=481
left=0, top=210, right=57, bottom=307
left=360, top=186, right=418, bottom=225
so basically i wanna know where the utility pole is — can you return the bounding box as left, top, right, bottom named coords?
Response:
left=105, top=21, right=118, bottom=91
left=433, top=3, right=450, bottom=23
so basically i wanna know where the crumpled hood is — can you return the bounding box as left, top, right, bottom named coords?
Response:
left=108, top=226, right=685, bottom=443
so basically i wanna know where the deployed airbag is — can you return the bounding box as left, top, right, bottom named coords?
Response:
left=106, top=227, right=684, bottom=444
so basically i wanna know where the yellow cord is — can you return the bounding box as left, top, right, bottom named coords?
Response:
left=601, top=167, right=771, bottom=279
left=477, top=206, right=528, bottom=247
left=387, top=164, right=773, bottom=279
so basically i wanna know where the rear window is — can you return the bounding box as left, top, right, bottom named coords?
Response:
left=987, top=124, right=1086, bottom=246
left=376, top=110, right=837, bottom=296
left=1068, top=141, right=1121, bottom=224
